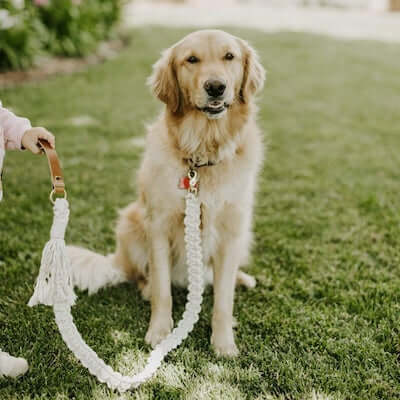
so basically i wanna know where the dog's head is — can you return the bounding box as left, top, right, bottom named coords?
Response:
left=148, top=30, right=265, bottom=119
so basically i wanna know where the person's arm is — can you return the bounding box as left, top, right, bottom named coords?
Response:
left=0, top=104, right=31, bottom=150
left=0, top=103, right=55, bottom=153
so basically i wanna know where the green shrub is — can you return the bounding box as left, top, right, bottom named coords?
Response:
left=0, top=0, right=122, bottom=71
left=0, top=1, right=44, bottom=70
left=36, top=0, right=122, bottom=57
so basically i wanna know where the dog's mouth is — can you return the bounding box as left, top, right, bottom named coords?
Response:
left=197, top=101, right=229, bottom=118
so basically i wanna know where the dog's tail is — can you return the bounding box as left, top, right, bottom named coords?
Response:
left=67, top=245, right=128, bottom=295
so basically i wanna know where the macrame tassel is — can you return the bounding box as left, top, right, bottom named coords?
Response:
left=28, top=198, right=76, bottom=307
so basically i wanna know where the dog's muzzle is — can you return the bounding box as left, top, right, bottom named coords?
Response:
left=197, top=79, right=229, bottom=119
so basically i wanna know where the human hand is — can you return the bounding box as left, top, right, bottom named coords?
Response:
left=21, top=127, right=55, bottom=154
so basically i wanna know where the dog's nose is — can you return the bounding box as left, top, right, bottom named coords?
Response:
left=204, top=79, right=226, bottom=98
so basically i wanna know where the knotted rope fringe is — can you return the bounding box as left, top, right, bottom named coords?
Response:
left=28, top=198, right=76, bottom=307
left=29, top=193, right=204, bottom=392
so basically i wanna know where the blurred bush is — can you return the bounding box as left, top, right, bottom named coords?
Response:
left=0, top=0, right=122, bottom=71
left=0, top=1, right=43, bottom=70
left=36, top=0, right=121, bottom=56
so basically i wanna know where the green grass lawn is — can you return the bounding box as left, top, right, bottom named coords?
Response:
left=1, top=27, right=400, bottom=400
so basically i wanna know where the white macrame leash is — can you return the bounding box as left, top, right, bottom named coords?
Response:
left=29, top=163, right=204, bottom=392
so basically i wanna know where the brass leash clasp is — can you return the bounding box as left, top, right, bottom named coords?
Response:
left=49, top=188, right=67, bottom=204
left=188, top=168, right=198, bottom=195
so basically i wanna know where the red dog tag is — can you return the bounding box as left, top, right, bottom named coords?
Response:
left=178, top=176, right=199, bottom=190
left=178, top=176, right=190, bottom=190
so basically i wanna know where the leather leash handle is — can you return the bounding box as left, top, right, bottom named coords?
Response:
left=38, top=138, right=66, bottom=203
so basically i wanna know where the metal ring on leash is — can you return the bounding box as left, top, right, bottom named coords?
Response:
left=49, top=188, right=67, bottom=204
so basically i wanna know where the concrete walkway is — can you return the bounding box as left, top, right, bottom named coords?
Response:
left=124, top=1, right=400, bottom=43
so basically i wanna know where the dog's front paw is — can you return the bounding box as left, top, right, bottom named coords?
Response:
left=211, top=332, right=239, bottom=357
left=145, top=316, right=173, bottom=347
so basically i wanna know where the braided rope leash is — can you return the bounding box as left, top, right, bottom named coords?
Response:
left=28, top=140, right=204, bottom=392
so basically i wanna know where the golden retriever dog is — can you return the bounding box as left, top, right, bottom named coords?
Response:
left=68, top=29, right=265, bottom=356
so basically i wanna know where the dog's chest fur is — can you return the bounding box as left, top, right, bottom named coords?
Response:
left=166, top=138, right=258, bottom=286
left=141, top=110, right=262, bottom=286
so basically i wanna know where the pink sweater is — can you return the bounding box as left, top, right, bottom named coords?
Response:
left=0, top=102, right=31, bottom=151
left=0, top=101, right=32, bottom=200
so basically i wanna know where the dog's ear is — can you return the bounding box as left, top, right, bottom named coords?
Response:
left=238, top=39, right=266, bottom=104
left=148, top=47, right=181, bottom=114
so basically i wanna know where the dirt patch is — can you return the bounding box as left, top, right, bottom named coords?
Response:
left=0, top=39, right=126, bottom=89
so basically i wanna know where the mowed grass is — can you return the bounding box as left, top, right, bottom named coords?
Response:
left=0, top=27, right=400, bottom=400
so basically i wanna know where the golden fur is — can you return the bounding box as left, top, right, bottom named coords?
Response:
left=68, top=30, right=265, bottom=356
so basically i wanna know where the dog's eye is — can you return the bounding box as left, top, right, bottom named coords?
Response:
left=224, top=52, right=234, bottom=61
left=187, top=55, right=200, bottom=64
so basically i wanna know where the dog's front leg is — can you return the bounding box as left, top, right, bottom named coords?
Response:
left=145, top=229, right=173, bottom=347
left=211, top=239, right=241, bottom=357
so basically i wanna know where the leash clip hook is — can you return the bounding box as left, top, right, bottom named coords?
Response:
left=188, top=168, right=198, bottom=195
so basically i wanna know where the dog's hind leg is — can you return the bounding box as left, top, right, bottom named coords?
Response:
left=115, top=201, right=150, bottom=298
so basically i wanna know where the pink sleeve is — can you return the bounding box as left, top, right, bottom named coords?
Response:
left=0, top=103, right=32, bottom=150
